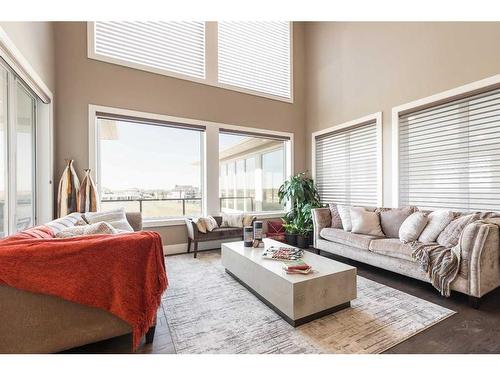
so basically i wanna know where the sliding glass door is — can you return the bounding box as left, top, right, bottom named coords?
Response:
left=15, top=82, right=36, bottom=231
left=0, top=59, right=38, bottom=237
left=0, top=65, right=7, bottom=237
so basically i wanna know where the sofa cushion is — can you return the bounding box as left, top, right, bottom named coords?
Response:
left=377, top=206, right=415, bottom=238
left=55, top=221, right=118, bottom=238
left=368, top=238, right=426, bottom=261
left=328, top=203, right=343, bottom=229
left=418, top=209, right=454, bottom=243
left=46, top=212, right=86, bottom=234
left=337, top=205, right=355, bottom=231
left=84, top=208, right=134, bottom=232
left=320, top=227, right=378, bottom=250
left=399, top=212, right=428, bottom=243
left=350, top=207, right=384, bottom=236
left=201, top=227, right=243, bottom=241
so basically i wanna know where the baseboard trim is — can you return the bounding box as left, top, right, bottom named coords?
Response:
left=163, top=238, right=242, bottom=256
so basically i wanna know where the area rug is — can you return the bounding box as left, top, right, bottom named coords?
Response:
left=163, top=251, right=455, bottom=354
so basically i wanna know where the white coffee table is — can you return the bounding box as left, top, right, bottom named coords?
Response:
left=221, top=238, right=357, bottom=327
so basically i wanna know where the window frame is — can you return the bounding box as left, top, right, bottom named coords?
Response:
left=89, top=104, right=294, bottom=227
left=311, top=112, right=383, bottom=207
left=87, top=22, right=294, bottom=103
left=391, top=74, right=500, bottom=208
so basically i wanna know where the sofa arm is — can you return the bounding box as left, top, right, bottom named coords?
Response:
left=458, top=220, right=500, bottom=297
left=184, top=218, right=199, bottom=240
left=311, top=208, right=332, bottom=248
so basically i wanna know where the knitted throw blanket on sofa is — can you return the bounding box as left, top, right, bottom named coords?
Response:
left=411, top=218, right=499, bottom=297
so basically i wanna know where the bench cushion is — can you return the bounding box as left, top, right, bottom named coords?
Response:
left=198, top=227, right=243, bottom=241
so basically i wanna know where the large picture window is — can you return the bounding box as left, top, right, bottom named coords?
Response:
left=398, top=87, right=500, bottom=211
left=91, top=106, right=293, bottom=223
left=314, top=115, right=382, bottom=207
left=96, top=115, right=204, bottom=219
left=219, top=132, right=286, bottom=213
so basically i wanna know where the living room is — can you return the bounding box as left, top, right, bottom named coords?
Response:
left=1, top=0, right=500, bottom=373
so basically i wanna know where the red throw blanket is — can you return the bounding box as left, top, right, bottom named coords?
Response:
left=0, top=229, right=168, bottom=350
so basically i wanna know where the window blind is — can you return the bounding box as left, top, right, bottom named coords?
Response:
left=315, top=121, right=379, bottom=206
left=399, top=87, right=500, bottom=211
left=218, top=22, right=291, bottom=99
left=94, top=21, right=205, bottom=79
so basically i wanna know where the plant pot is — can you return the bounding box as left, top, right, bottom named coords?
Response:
left=296, top=234, right=310, bottom=249
left=284, top=233, right=297, bottom=246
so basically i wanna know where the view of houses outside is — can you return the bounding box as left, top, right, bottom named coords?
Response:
left=98, top=119, right=286, bottom=219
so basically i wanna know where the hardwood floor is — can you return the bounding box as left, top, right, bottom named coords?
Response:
left=63, top=249, right=500, bottom=354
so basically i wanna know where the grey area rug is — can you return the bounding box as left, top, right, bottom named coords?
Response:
left=163, top=251, right=455, bottom=354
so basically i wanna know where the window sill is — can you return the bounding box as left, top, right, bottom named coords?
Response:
left=142, top=212, right=286, bottom=228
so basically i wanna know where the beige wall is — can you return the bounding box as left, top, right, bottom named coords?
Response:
left=304, top=22, right=500, bottom=206
left=0, top=22, right=55, bottom=92
left=54, top=21, right=306, bottom=245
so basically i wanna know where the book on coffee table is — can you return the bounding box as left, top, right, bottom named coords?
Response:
left=282, top=259, right=312, bottom=274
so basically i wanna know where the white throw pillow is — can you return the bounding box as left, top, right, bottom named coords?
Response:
left=418, top=210, right=454, bottom=243
left=337, top=205, right=357, bottom=232
left=205, top=216, right=219, bottom=231
left=84, top=208, right=134, bottom=232
left=242, top=215, right=256, bottom=227
left=350, top=207, right=384, bottom=236
left=399, top=212, right=428, bottom=243
left=221, top=213, right=244, bottom=228
left=55, top=221, right=118, bottom=238
left=192, top=217, right=207, bottom=233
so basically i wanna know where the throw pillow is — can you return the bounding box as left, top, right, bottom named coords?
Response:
left=83, top=208, right=134, bottom=232
left=336, top=205, right=355, bottom=231
left=418, top=209, right=454, bottom=243
left=437, top=213, right=479, bottom=248
left=221, top=213, right=244, bottom=228
left=242, top=215, right=256, bottom=227
left=55, top=221, right=118, bottom=238
left=328, top=203, right=343, bottom=229
left=192, top=217, right=207, bottom=233
left=350, top=207, right=384, bottom=236
left=377, top=206, right=415, bottom=238
left=205, top=216, right=219, bottom=231
left=399, top=212, right=429, bottom=243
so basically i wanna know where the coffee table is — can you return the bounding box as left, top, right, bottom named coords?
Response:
left=221, top=238, right=357, bottom=327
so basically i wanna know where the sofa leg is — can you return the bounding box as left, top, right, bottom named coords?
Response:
left=187, top=238, right=191, bottom=253
left=145, top=325, right=156, bottom=344
left=468, top=296, right=481, bottom=309
left=193, top=241, right=198, bottom=258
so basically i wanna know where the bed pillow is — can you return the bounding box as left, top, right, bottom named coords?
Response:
left=378, top=206, right=415, bottom=238
left=437, top=213, right=479, bottom=248
left=328, top=203, right=343, bottom=229
left=83, top=208, right=134, bottom=232
left=55, top=221, right=118, bottom=238
left=399, top=212, right=428, bottom=243
left=337, top=205, right=357, bottom=232
left=350, top=207, right=384, bottom=236
left=418, top=210, right=454, bottom=243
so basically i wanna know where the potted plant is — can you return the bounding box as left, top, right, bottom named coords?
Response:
left=282, top=219, right=298, bottom=246
left=278, top=172, right=322, bottom=249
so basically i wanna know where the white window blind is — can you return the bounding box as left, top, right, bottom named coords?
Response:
left=315, top=121, right=379, bottom=206
left=399, top=87, right=500, bottom=211
left=218, top=22, right=291, bottom=99
left=94, top=22, right=205, bottom=79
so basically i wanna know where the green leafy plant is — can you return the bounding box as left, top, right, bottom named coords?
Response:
left=278, top=172, right=322, bottom=235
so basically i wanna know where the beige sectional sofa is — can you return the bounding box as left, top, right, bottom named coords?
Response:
left=312, top=207, right=500, bottom=306
left=0, top=212, right=150, bottom=354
